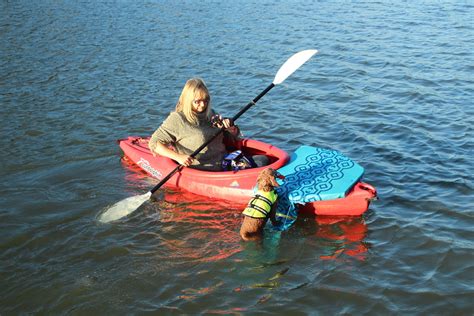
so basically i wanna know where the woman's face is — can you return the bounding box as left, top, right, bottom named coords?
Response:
left=191, top=93, right=209, bottom=113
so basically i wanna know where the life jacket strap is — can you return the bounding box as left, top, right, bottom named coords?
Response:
left=245, top=193, right=274, bottom=218
left=248, top=202, right=270, bottom=217
left=255, top=194, right=272, bottom=206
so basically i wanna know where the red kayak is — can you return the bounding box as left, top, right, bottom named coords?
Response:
left=119, top=136, right=290, bottom=200
left=119, top=136, right=377, bottom=216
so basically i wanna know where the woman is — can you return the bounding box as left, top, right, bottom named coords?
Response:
left=148, top=78, right=240, bottom=171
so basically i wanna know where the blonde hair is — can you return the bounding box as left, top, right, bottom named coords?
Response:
left=175, top=78, right=211, bottom=125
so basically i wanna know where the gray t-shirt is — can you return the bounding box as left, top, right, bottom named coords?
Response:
left=149, top=111, right=227, bottom=171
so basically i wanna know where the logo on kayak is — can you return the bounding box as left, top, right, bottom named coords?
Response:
left=137, top=158, right=163, bottom=179
left=230, top=180, right=240, bottom=187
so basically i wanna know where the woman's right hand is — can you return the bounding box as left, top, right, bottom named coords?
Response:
left=150, top=142, right=195, bottom=167
left=175, top=153, right=195, bottom=167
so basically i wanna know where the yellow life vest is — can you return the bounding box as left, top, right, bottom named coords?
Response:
left=242, top=190, right=278, bottom=219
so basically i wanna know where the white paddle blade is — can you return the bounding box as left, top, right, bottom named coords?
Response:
left=273, top=49, right=318, bottom=85
left=99, top=192, right=152, bottom=223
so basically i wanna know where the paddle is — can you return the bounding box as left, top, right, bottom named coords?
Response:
left=99, top=49, right=318, bottom=223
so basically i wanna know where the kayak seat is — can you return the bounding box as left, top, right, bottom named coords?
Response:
left=224, top=138, right=275, bottom=167
left=251, top=154, right=270, bottom=167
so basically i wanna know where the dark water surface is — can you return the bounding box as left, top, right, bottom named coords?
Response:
left=1, top=1, right=473, bottom=314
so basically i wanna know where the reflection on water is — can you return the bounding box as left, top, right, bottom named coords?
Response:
left=116, top=151, right=373, bottom=314
left=122, top=153, right=370, bottom=265
left=314, top=216, right=370, bottom=261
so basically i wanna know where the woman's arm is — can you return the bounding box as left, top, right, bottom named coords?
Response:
left=148, top=112, right=194, bottom=167
left=151, top=142, right=195, bottom=167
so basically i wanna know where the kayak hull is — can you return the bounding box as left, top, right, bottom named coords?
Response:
left=119, top=136, right=290, bottom=201
left=119, top=136, right=377, bottom=216
left=299, top=182, right=377, bottom=216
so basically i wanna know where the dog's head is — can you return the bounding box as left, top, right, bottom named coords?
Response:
left=256, top=168, right=285, bottom=192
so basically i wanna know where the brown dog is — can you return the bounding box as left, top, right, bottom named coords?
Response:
left=240, top=168, right=284, bottom=241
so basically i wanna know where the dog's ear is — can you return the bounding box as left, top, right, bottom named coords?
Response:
left=257, top=168, right=272, bottom=191
left=270, top=177, right=278, bottom=187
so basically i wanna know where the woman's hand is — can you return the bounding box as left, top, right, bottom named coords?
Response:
left=150, top=142, right=195, bottom=167
left=211, top=114, right=240, bottom=136
left=175, top=153, right=195, bottom=167
left=211, top=114, right=234, bottom=129
left=221, top=118, right=234, bottom=129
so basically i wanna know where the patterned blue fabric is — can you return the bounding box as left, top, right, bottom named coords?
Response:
left=271, top=146, right=364, bottom=231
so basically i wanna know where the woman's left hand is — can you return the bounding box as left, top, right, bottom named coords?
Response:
left=221, top=118, right=240, bottom=137
left=211, top=114, right=240, bottom=136
left=211, top=114, right=234, bottom=129
left=221, top=118, right=234, bottom=129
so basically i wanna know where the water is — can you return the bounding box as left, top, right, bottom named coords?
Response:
left=1, top=1, right=473, bottom=314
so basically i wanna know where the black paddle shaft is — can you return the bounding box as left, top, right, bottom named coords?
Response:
left=150, top=83, right=276, bottom=194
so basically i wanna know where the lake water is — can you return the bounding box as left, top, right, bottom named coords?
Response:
left=1, top=1, right=473, bottom=314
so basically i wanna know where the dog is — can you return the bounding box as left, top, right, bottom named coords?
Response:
left=240, top=168, right=285, bottom=241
